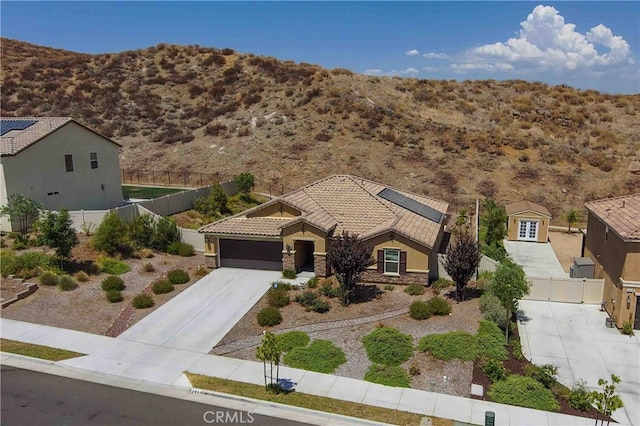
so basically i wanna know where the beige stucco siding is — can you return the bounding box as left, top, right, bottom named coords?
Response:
left=282, top=222, right=327, bottom=253
left=507, top=211, right=550, bottom=242
left=366, top=232, right=430, bottom=272
left=247, top=202, right=301, bottom=218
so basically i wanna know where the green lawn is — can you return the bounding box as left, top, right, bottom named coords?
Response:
left=122, top=185, right=184, bottom=200
left=1, top=339, right=85, bottom=361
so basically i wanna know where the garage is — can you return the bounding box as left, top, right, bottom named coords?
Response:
left=219, top=239, right=283, bottom=270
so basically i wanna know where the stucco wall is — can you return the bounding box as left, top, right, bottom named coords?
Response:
left=248, top=202, right=301, bottom=218
left=366, top=232, right=429, bottom=272
left=507, top=211, right=550, bottom=242
left=282, top=222, right=327, bottom=253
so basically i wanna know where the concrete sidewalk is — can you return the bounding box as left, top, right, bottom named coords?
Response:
left=504, top=241, right=567, bottom=278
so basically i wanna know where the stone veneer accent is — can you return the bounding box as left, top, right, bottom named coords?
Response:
left=314, top=253, right=327, bottom=277
left=283, top=252, right=295, bottom=272
left=361, top=270, right=428, bottom=285
left=204, top=254, right=218, bottom=268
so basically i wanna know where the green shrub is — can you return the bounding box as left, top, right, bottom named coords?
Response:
left=409, top=362, right=421, bottom=376
left=432, top=278, right=453, bottom=292
left=277, top=331, right=310, bottom=352
left=479, top=292, right=508, bottom=329
left=101, top=276, right=125, bottom=291
left=74, top=271, right=89, bottom=282
left=310, top=300, right=330, bottom=313
left=418, top=331, right=477, bottom=361
left=364, top=364, right=411, bottom=388
left=426, top=296, right=451, bottom=315
left=296, top=291, right=319, bottom=307
left=283, top=340, right=346, bottom=373
left=143, top=263, right=155, bottom=273
left=410, top=300, right=431, bottom=320
left=166, top=241, right=195, bottom=257
left=622, top=320, right=634, bottom=336
left=12, top=240, right=27, bottom=250
left=97, top=257, right=131, bottom=275
left=272, top=281, right=292, bottom=291
left=2, top=251, right=56, bottom=277
left=482, top=358, right=508, bottom=383
left=476, top=320, right=507, bottom=361
left=58, top=276, right=78, bottom=291
left=167, top=269, right=189, bottom=284
left=404, top=283, right=426, bottom=296
left=195, top=265, right=208, bottom=277
left=320, top=281, right=340, bottom=298
left=267, top=287, right=290, bottom=308
left=39, top=271, right=59, bottom=286
left=569, top=380, right=592, bottom=412
left=138, top=248, right=154, bottom=259
left=282, top=269, right=296, bottom=279
left=152, top=280, right=174, bottom=295
left=106, top=290, right=123, bottom=303
left=362, top=327, right=413, bottom=366
left=510, top=336, right=524, bottom=361
left=383, top=284, right=395, bottom=291
left=306, top=276, right=318, bottom=288
left=257, top=307, right=282, bottom=327
left=524, top=364, right=558, bottom=389
left=93, top=212, right=130, bottom=256
left=488, top=375, right=560, bottom=412
left=132, top=294, right=154, bottom=309
left=88, top=262, right=101, bottom=275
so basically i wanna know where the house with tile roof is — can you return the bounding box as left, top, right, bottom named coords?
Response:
left=199, top=175, right=449, bottom=284
left=505, top=200, right=552, bottom=243
left=1, top=117, right=123, bottom=231
left=583, top=193, right=640, bottom=330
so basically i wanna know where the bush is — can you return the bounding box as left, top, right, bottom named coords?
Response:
left=364, top=364, right=411, bottom=388
left=418, top=331, right=477, bottom=361
left=267, top=287, right=290, bottom=308
left=432, top=278, right=453, bottom=292
left=310, top=300, right=330, bottom=313
left=2, top=251, right=56, bottom=277
left=39, top=271, right=59, bottom=286
left=383, top=284, right=395, bottom=291
left=167, top=269, right=189, bottom=285
left=524, top=364, right=558, bottom=389
left=426, top=296, right=451, bottom=315
left=305, top=276, right=318, bottom=288
left=283, top=340, right=346, bottom=373
left=101, top=276, right=125, bottom=291
left=482, top=358, right=508, bottom=383
left=479, top=292, right=508, bottom=329
left=88, top=262, right=101, bottom=275
left=132, top=294, right=154, bottom=309
left=569, top=380, right=592, bottom=411
left=282, top=269, right=296, bottom=279
left=320, top=281, right=340, bottom=298
left=272, top=281, right=292, bottom=291
left=476, top=320, right=508, bottom=361
left=410, top=300, right=431, bottom=320
left=58, top=276, right=78, bottom=291
left=257, top=306, right=282, bottom=326
left=362, top=327, right=414, bottom=366
left=93, top=212, right=130, bottom=256
left=277, top=331, right=310, bottom=352
left=97, top=257, right=131, bottom=275
left=409, top=362, right=421, bottom=376
left=166, top=241, right=195, bottom=257
left=152, top=280, right=174, bottom=295
left=139, top=248, right=154, bottom=259
left=622, top=320, right=634, bottom=336
left=74, top=271, right=89, bottom=282
left=195, top=265, right=208, bottom=277
left=142, top=263, right=155, bottom=273
left=295, top=291, right=319, bottom=308
left=404, top=283, right=426, bottom=296
left=106, top=290, right=123, bottom=303
left=510, top=336, right=524, bottom=361
left=488, top=375, right=560, bottom=412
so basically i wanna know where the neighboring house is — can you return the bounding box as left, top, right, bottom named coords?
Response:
left=199, top=175, right=449, bottom=285
left=583, top=194, right=640, bottom=329
left=505, top=201, right=551, bottom=243
left=1, top=117, right=123, bottom=231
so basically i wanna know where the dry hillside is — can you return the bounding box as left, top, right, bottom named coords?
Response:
left=1, top=38, right=639, bottom=220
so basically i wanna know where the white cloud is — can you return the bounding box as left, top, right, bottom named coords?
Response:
left=422, top=52, right=451, bottom=60
left=363, top=69, right=383, bottom=76
left=422, top=66, right=440, bottom=72
left=404, top=67, right=419, bottom=74
left=406, top=49, right=420, bottom=56
left=363, top=67, right=419, bottom=77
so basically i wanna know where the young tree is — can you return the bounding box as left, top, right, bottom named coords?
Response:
left=482, top=199, right=507, bottom=247
left=327, top=231, right=375, bottom=306
left=454, top=208, right=469, bottom=234
left=563, top=208, right=583, bottom=233
left=37, top=209, right=78, bottom=265
left=0, top=194, right=43, bottom=237
left=255, top=331, right=283, bottom=393
left=443, top=233, right=481, bottom=301
left=93, top=212, right=129, bottom=255
left=235, top=172, right=255, bottom=194
left=487, top=259, right=529, bottom=341
left=193, top=184, right=228, bottom=217
left=590, top=374, right=624, bottom=426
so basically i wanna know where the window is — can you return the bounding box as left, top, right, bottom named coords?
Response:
left=384, top=249, right=400, bottom=274
left=90, top=152, right=98, bottom=169
left=64, top=154, right=74, bottom=172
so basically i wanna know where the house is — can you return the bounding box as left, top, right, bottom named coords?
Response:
left=505, top=201, right=551, bottom=243
left=1, top=117, right=123, bottom=231
left=199, top=175, right=449, bottom=285
left=583, top=194, right=640, bottom=330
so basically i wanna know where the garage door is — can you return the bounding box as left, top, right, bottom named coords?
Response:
left=219, top=239, right=283, bottom=270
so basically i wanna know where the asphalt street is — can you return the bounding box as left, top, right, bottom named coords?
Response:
left=1, top=366, right=306, bottom=426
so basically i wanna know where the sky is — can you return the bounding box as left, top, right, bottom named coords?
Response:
left=1, top=2, right=639, bottom=94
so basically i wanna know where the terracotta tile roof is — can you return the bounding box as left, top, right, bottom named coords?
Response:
left=585, top=194, right=640, bottom=241
left=505, top=200, right=551, bottom=217
left=200, top=175, right=449, bottom=249
left=200, top=216, right=289, bottom=237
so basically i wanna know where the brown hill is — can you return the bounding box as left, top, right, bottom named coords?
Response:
left=1, top=38, right=639, bottom=220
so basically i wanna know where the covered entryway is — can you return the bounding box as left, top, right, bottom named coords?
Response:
left=294, top=240, right=314, bottom=272
left=219, top=239, right=282, bottom=271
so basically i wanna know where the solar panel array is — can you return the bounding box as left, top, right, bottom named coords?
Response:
left=378, top=188, right=444, bottom=224
left=0, top=119, right=37, bottom=136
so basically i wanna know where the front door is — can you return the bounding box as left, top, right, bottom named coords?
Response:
left=518, top=220, right=538, bottom=241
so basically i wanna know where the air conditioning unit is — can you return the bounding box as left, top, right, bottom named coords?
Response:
left=570, top=257, right=595, bottom=279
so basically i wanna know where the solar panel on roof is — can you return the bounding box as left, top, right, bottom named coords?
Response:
left=378, top=188, right=444, bottom=224
left=0, top=120, right=38, bottom=136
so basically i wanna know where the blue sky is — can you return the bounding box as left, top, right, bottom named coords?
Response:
left=2, top=2, right=638, bottom=93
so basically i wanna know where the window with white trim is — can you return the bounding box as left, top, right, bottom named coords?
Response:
left=90, top=152, right=98, bottom=169
left=384, top=249, right=400, bottom=274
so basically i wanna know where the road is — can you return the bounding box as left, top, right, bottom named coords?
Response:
left=1, top=366, right=306, bottom=426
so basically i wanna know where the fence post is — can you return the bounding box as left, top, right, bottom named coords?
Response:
left=168, top=171, right=171, bottom=187
left=184, top=172, right=187, bottom=188
left=152, top=170, right=155, bottom=186
left=200, top=173, right=203, bottom=187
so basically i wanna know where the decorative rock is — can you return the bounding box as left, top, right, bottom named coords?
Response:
left=471, top=383, right=484, bottom=397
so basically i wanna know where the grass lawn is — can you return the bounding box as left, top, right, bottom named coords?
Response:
left=186, top=373, right=451, bottom=426
left=122, top=185, right=184, bottom=200
left=1, top=339, right=85, bottom=361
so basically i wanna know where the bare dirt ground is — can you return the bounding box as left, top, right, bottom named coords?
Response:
left=548, top=230, right=584, bottom=272
left=0, top=279, right=31, bottom=302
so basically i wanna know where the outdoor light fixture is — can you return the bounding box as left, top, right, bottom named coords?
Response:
left=286, top=244, right=292, bottom=254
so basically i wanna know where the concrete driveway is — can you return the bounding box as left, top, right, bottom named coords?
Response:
left=118, top=268, right=280, bottom=352
left=504, top=240, right=567, bottom=278
left=518, top=300, right=639, bottom=426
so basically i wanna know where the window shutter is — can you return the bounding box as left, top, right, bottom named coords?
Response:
left=377, top=250, right=384, bottom=273
left=400, top=251, right=407, bottom=274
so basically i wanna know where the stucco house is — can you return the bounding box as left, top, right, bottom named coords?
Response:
left=505, top=201, right=551, bottom=243
left=199, top=175, right=449, bottom=285
left=583, top=194, right=640, bottom=330
left=1, top=117, right=123, bottom=231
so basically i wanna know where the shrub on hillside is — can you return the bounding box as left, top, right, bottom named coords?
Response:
left=410, top=300, right=431, bottom=320
left=152, top=280, right=174, bottom=295
left=101, top=276, right=125, bottom=291
left=133, top=294, right=154, bottom=309
left=362, top=327, right=413, bottom=366
left=267, top=287, right=290, bottom=308
left=39, top=271, right=59, bottom=286
left=257, top=307, right=282, bottom=327
left=74, top=271, right=89, bottom=283
left=488, top=376, right=560, bottom=412
left=106, top=290, right=123, bottom=303
left=97, top=257, right=131, bottom=275
left=277, top=331, right=310, bottom=352
left=364, top=364, right=411, bottom=388
left=58, top=276, right=78, bottom=291
left=167, top=269, right=189, bottom=285
left=404, top=283, right=426, bottom=296
left=426, top=296, right=451, bottom=315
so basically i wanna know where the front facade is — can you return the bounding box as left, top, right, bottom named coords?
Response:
left=199, top=175, right=449, bottom=285
left=505, top=201, right=551, bottom=243
left=1, top=117, right=123, bottom=231
left=583, top=194, right=640, bottom=329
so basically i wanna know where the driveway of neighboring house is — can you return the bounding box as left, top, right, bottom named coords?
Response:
left=504, top=240, right=567, bottom=277
left=518, top=300, right=639, bottom=426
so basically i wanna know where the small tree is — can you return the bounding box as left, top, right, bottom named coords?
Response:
left=563, top=208, right=583, bottom=233
left=454, top=208, right=469, bottom=234
left=0, top=194, right=43, bottom=237
left=93, top=212, right=129, bottom=256
left=487, top=259, right=529, bottom=341
left=255, top=331, right=283, bottom=393
left=327, top=231, right=375, bottom=306
left=590, top=374, right=624, bottom=426
left=482, top=199, right=507, bottom=247
left=444, top=233, right=481, bottom=301
left=193, top=184, right=228, bottom=217
left=235, top=172, right=255, bottom=194
left=37, top=209, right=78, bottom=266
